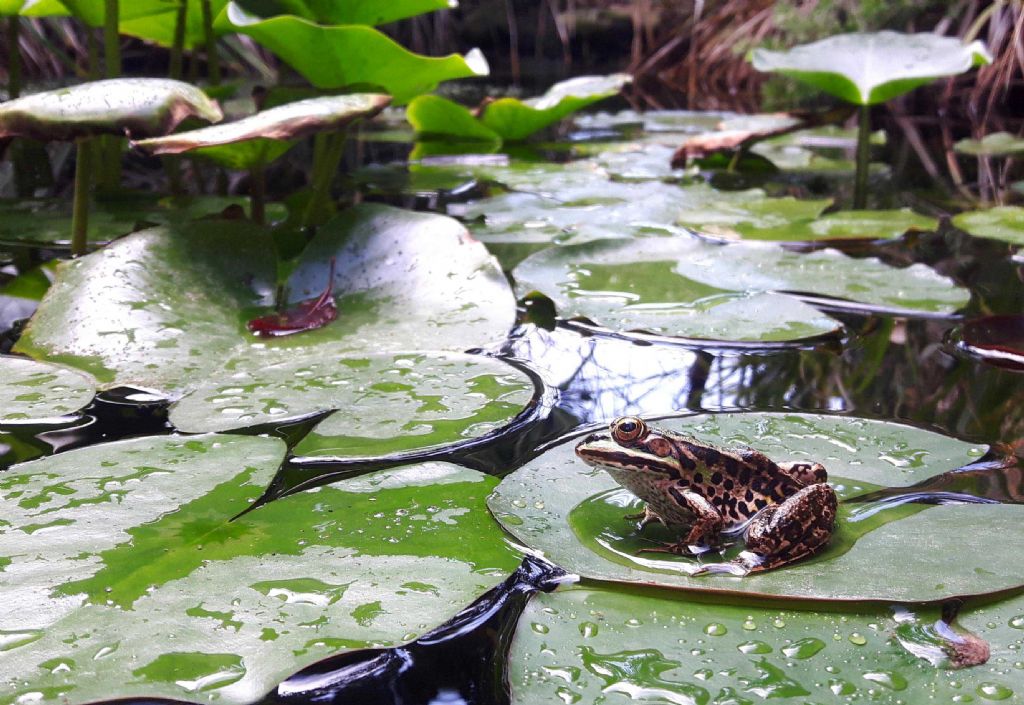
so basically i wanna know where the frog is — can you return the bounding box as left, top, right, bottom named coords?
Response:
left=574, top=416, right=837, bottom=575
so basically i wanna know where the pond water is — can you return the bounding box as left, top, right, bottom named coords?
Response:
left=2, top=109, right=1024, bottom=704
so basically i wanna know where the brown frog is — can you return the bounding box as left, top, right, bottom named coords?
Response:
left=575, top=416, right=837, bottom=575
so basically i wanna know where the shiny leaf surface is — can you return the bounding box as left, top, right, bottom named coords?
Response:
left=0, top=355, right=95, bottom=422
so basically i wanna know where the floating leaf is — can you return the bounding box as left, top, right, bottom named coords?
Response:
left=750, top=32, right=992, bottom=105
left=0, top=434, right=518, bottom=704
left=512, top=237, right=966, bottom=343
left=956, top=315, right=1024, bottom=372
left=509, top=585, right=1018, bottom=705
left=0, top=355, right=95, bottom=422
left=488, top=412, right=1016, bottom=601
left=169, top=352, right=535, bottom=451
left=0, top=79, right=223, bottom=141
left=16, top=204, right=515, bottom=393
left=952, top=206, right=1024, bottom=246
left=133, top=94, right=392, bottom=170
left=684, top=205, right=937, bottom=242
left=954, top=132, right=1024, bottom=157
left=215, top=3, right=488, bottom=103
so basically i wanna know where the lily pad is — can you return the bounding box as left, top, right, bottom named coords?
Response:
left=133, top=94, right=392, bottom=170
left=169, top=351, right=535, bottom=454
left=488, top=412, right=1018, bottom=602
left=16, top=204, right=515, bottom=393
left=750, top=32, right=992, bottom=105
left=0, top=434, right=518, bottom=704
left=952, top=207, right=1024, bottom=246
left=406, top=95, right=502, bottom=143
left=509, top=585, right=1021, bottom=705
left=215, top=3, right=488, bottom=103
left=0, top=78, right=223, bottom=141
left=683, top=205, right=937, bottom=242
left=0, top=355, right=95, bottom=422
left=512, top=237, right=967, bottom=343
left=118, top=0, right=229, bottom=49
left=954, top=132, right=1024, bottom=157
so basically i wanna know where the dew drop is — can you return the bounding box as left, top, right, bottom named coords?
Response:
left=1009, top=616, right=1024, bottom=630
left=579, top=622, right=599, bottom=638
left=531, top=622, right=549, bottom=634
left=742, top=619, right=757, bottom=631
left=704, top=623, right=727, bottom=636
left=977, top=683, right=1013, bottom=700
left=782, top=637, right=826, bottom=659
left=737, top=640, right=772, bottom=654
left=849, top=632, right=867, bottom=645
left=863, top=671, right=907, bottom=691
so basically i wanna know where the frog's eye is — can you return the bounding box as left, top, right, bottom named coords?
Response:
left=611, top=416, right=648, bottom=444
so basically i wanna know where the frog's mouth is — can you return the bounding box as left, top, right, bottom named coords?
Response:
left=575, top=435, right=682, bottom=480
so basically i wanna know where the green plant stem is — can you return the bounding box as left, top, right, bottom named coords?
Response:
left=169, top=0, right=188, bottom=80
left=201, top=0, right=221, bottom=85
left=302, top=128, right=347, bottom=227
left=99, top=0, right=122, bottom=193
left=250, top=163, right=266, bottom=225
left=71, top=139, right=94, bottom=258
left=854, top=104, right=871, bottom=209
left=7, top=17, right=21, bottom=99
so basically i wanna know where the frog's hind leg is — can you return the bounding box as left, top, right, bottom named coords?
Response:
left=776, top=461, right=828, bottom=486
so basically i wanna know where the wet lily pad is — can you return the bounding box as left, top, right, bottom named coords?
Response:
left=512, top=237, right=966, bottom=343
left=956, top=315, right=1024, bottom=372
left=215, top=3, right=488, bottom=103
left=0, top=79, right=223, bottom=141
left=952, top=207, right=1024, bottom=246
left=509, top=585, right=1020, bottom=705
left=170, top=352, right=535, bottom=454
left=0, top=355, right=95, bottom=422
left=406, top=95, right=502, bottom=143
left=487, top=412, right=1022, bottom=601
left=750, top=32, right=992, bottom=105
left=954, top=132, right=1024, bottom=157
left=16, top=204, right=515, bottom=393
left=0, top=434, right=518, bottom=704
left=133, top=94, right=392, bottom=170
left=684, top=205, right=937, bottom=242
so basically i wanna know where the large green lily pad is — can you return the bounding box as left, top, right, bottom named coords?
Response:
left=512, top=237, right=967, bottom=343
left=215, top=3, right=488, bottom=103
left=0, top=355, right=95, bottom=422
left=952, top=207, right=1024, bottom=246
left=683, top=204, right=937, bottom=242
left=750, top=32, right=992, bottom=105
left=954, top=132, right=1024, bottom=157
left=133, top=93, right=392, bottom=170
left=487, top=412, right=1021, bottom=601
left=0, top=435, right=519, bottom=704
left=170, top=351, right=535, bottom=456
left=509, top=585, right=1022, bottom=705
left=16, top=204, right=515, bottom=393
left=0, top=79, right=223, bottom=141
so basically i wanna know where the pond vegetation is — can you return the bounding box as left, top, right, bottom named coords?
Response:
left=1, top=1, right=1024, bottom=703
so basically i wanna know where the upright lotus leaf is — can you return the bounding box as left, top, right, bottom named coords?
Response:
left=0, top=78, right=223, bottom=141
left=750, top=32, right=992, bottom=106
left=215, top=3, right=489, bottom=104
left=2, top=0, right=66, bottom=15
left=169, top=351, right=535, bottom=456
left=512, top=237, right=967, bottom=343
left=487, top=411, right=1024, bottom=602
left=0, top=434, right=519, bottom=704
left=36, top=0, right=170, bottom=25
left=119, top=0, right=229, bottom=49
left=227, top=0, right=454, bottom=25
left=408, top=74, right=631, bottom=142
left=133, top=93, right=392, bottom=169
left=509, top=586, right=1019, bottom=705
left=953, top=207, right=1024, bottom=246
left=0, top=355, right=95, bottom=422
left=16, top=204, right=515, bottom=393
left=954, top=132, right=1024, bottom=157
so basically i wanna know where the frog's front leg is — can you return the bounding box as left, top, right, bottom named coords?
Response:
left=638, top=486, right=723, bottom=556
left=624, top=505, right=662, bottom=529
left=720, top=483, right=837, bottom=574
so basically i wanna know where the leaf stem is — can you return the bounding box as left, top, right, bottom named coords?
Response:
left=302, top=128, right=347, bottom=228
left=854, top=104, right=871, bottom=209
left=250, top=163, right=266, bottom=225
left=98, top=0, right=122, bottom=193
left=72, top=139, right=94, bottom=258
left=201, top=0, right=221, bottom=85
left=7, top=17, right=21, bottom=99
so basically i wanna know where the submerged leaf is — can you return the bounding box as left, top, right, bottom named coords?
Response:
left=0, top=79, right=223, bottom=141
left=751, top=32, right=992, bottom=105
left=247, top=259, right=337, bottom=337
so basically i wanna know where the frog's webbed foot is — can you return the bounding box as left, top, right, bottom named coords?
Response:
left=624, top=505, right=662, bottom=530
left=637, top=540, right=703, bottom=557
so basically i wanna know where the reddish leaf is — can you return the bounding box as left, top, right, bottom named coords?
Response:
left=248, top=259, right=337, bottom=337
left=959, top=315, right=1024, bottom=372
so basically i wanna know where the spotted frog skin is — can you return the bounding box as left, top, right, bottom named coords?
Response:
left=575, top=416, right=838, bottom=575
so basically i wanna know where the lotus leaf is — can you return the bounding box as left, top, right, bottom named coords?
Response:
left=684, top=205, right=937, bottom=242
left=16, top=204, right=515, bottom=393
left=215, top=3, right=488, bottom=103
left=39, top=0, right=170, bottom=25
left=118, top=0, right=230, bottom=49
left=0, top=79, right=223, bottom=141
left=954, top=132, right=1024, bottom=157
left=488, top=412, right=1019, bottom=601
left=133, top=93, right=392, bottom=170
left=952, top=207, right=1024, bottom=246
left=750, top=32, right=992, bottom=105
left=0, top=355, right=95, bottom=421
left=170, top=352, right=535, bottom=457
left=512, top=237, right=966, bottom=343
left=406, top=95, right=502, bottom=143
left=0, top=433, right=518, bottom=704
left=510, top=585, right=1021, bottom=704
left=226, top=0, right=454, bottom=26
